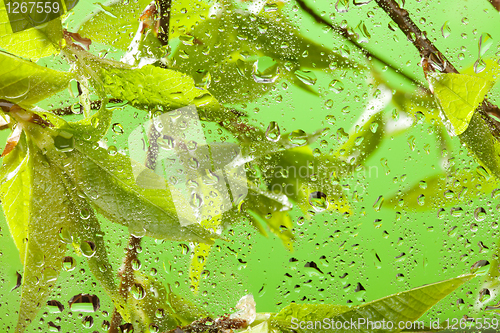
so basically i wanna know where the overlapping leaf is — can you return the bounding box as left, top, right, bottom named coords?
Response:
left=0, top=51, right=73, bottom=106
left=271, top=274, right=475, bottom=333
left=0, top=4, right=63, bottom=59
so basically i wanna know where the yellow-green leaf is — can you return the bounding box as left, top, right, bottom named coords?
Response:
left=0, top=51, right=74, bottom=106
left=428, top=73, right=494, bottom=135
left=272, top=274, right=475, bottom=333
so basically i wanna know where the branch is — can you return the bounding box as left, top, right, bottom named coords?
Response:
left=373, top=0, right=500, bottom=133
left=489, top=0, right=500, bottom=11
left=51, top=98, right=123, bottom=116
left=295, top=0, right=425, bottom=89
left=108, top=236, right=142, bottom=333
left=156, top=0, right=172, bottom=45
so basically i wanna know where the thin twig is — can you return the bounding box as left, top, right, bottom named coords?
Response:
left=52, top=98, right=123, bottom=116
left=373, top=0, right=500, bottom=133
left=295, top=0, right=425, bottom=89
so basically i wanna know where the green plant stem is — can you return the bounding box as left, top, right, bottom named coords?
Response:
left=295, top=0, right=425, bottom=89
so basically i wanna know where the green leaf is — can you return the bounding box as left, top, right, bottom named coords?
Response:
left=0, top=134, right=31, bottom=263
left=77, top=0, right=151, bottom=50
left=386, top=167, right=497, bottom=211
left=0, top=51, right=73, bottom=106
left=0, top=6, right=63, bottom=59
left=458, top=111, right=500, bottom=180
left=45, top=138, right=219, bottom=243
left=171, top=11, right=356, bottom=104
left=59, top=174, right=129, bottom=323
left=16, top=145, right=79, bottom=332
left=272, top=274, right=476, bottom=333
left=97, top=63, right=225, bottom=120
left=429, top=73, right=494, bottom=135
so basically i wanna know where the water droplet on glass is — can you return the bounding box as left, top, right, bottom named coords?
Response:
left=54, top=131, right=75, bottom=152
left=62, top=256, right=76, bottom=271
left=252, top=56, right=279, bottom=83
left=265, top=121, right=281, bottom=142
left=69, top=294, right=100, bottom=312
left=309, top=191, right=329, bottom=212
left=441, top=21, right=451, bottom=38
left=82, top=316, right=94, bottom=328
left=474, top=207, right=487, bottom=221
left=294, top=70, right=317, bottom=85
left=335, top=0, right=349, bottom=12
left=112, top=123, right=124, bottom=135
left=373, top=195, right=384, bottom=211
left=289, top=130, right=308, bottom=146
left=59, top=227, right=73, bottom=244
left=478, top=32, right=493, bottom=58
left=474, top=58, right=487, bottom=73
left=155, top=308, right=165, bottom=318
left=132, top=258, right=142, bottom=270
left=131, top=283, right=146, bottom=300
left=329, top=79, right=344, bottom=93
left=158, top=135, right=175, bottom=150
left=470, top=260, right=490, bottom=275
left=80, top=241, right=96, bottom=258
left=47, top=300, right=64, bottom=313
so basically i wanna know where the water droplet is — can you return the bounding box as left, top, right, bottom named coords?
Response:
left=69, top=294, right=100, bottom=312
left=335, top=0, right=349, bottom=12
left=474, top=207, right=487, bottom=221
left=417, top=194, right=425, bottom=206
left=265, top=121, right=281, bottom=142
left=62, top=256, right=76, bottom=271
left=132, top=258, right=141, bottom=270
left=82, top=316, right=94, bottom=328
left=441, top=21, right=451, bottom=38
left=373, top=195, right=384, bottom=211
left=309, top=191, right=329, bottom=212
left=155, top=308, right=165, bottom=318
left=191, top=193, right=203, bottom=208
left=479, top=32, right=493, bottom=58
left=158, top=135, right=175, bottom=150
left=80, top=241, right=96, bottom=258
left=47, top=300, right=64, bottom=313
left=294, top=70, right=317, bottom=85
left=59, top=227, right=73, bottom=244
left=252, top=56, right=279, bottom=83
left=112, top=123, right=124, bottom=135
left=470, top=260, right=490, bottom=275
left=80, top=207, right=91, bottom=220
left=131, top=283, right=146, bottom=300
left=329, top=79, right=344, bottom=93
left=474, top=58, right=487, bottom=73
left=54, top=131, right=75, bottom=152
left=289, top=130, right=308, bottom=146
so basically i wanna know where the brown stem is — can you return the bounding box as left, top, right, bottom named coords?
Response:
left=51, top=98, right=123, bottom=116
left=489, top=0, right=500, bottom=11
left=295, top=0, right=425, bottom=89
left=108, top=236, right=142, bottom=333
left=156, top=0, right=172, bottom=46
left=373, top=0, right=500, bottom=133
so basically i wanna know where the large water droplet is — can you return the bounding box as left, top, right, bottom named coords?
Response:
left=80, top=241, right=96, bottom=258
left=309, top=191, right=329, bottom=212
left=62, top=256, right=76, bottom=271
left=131, top=283, right=146, bottom=300
left=289, top=130, right=308, bottom=147
left=265, top=121, right=281, bottom=142
left=47, top=300, right=64, bottom=313
left=441, top=21, right=451, bottom=38
left=479, top=33, right=493, bottom=58
left=54, top=131, right=75, bottom=152
left=69, top=294, right=100, bottom=312
left=252, top=56, right=279, bottom=83
left=294, top=70, right=317, bottom=86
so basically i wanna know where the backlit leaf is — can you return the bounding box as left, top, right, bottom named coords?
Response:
left=428, top=73, right=494, bottom=135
